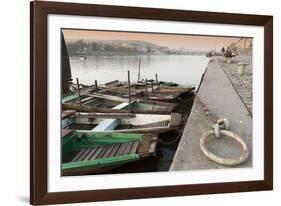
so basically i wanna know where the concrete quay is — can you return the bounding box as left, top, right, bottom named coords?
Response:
left=170, top=55, right=252, bottom=171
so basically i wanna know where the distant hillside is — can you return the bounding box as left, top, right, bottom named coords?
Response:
left=65, top=39, right=206, bottom=56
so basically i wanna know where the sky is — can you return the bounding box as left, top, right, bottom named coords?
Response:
left=63, top=29, right=243, bottom=51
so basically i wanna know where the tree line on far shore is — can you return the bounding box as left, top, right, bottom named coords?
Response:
left=65, top=39, right=206, bottom=56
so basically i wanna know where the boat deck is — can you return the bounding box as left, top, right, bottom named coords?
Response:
left=63, top=141, right=140, bottom=163
left=63, top=133, right=158, bottom=164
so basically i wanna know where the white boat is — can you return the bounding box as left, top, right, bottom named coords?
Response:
left=62, top=110, right=182, bottom=134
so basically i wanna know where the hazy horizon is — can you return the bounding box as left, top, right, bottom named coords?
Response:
left=63, top=29, right=246, bottom=51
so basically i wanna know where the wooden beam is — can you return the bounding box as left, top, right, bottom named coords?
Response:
left=92, top=119, right=120, bottom=131
left=145, top=78, right=148, bottom=100
left=155, top=73, right=158, bottom=86
left=76, top=78, right=82, bottom=110
left=128, top=70, right=131, bottom=112
left=85, top=93, right=129, bottom=103
left=62, top=110, right=76, bottom=119
left=137, top=58, right=141, bottom=82
left=75, top=112, right=136, bottom=119
left=95, top=80, right=98, bottom=93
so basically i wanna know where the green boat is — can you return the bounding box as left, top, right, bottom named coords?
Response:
left=62, top=129, right=158, bottom=176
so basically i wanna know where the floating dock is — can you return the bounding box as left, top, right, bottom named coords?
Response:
left=170, top=55, right=252, bottom=170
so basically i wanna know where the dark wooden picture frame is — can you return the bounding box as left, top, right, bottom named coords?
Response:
left=30, top=1, right=273, bottom=205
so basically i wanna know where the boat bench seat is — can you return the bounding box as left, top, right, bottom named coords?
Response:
left=70, top=141, right=140, bottom=162
left=75, top=96, right=94, bottom=104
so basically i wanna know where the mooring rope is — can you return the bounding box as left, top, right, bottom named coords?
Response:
left=196, top=97, right=249, bottom=166
left=158, top=128, right=184, bottom=145
left=196, top=97, right=219, bottom=124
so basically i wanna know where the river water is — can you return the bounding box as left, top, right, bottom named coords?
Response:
left=69, top=55, right=209, bottom=89
left=67, top=54, right=209, bottom=174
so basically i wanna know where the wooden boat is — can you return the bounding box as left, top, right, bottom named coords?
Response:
left=97, top=88, right=193, bottom=102
left=103, top=80, right=193, bottom=92
left=62, top=129, right=158, bottom=175
left=75, top=80, right=194, bottom=102
left=104, top=80, right=127, bottom=88
left=158, top=81, right=178, bottom=87
left=62, top=92, right=177, bottom=114
left=82, top=80, right=150, bottom=95
left=100, top=80, right=195, bottom=102
left=62, top=110, right=182, bottom=134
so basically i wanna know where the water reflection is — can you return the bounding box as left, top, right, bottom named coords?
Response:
left=70, top=55, right=209, bottom=89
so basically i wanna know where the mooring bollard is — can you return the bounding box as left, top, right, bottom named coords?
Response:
left=225, top=57, right=232, bottom=64
left=237, top=62, right=249, bottom=75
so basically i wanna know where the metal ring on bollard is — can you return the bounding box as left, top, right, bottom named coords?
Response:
left=200, top=130, right=249, bottom=166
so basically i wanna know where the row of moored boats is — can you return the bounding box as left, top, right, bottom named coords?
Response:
left=62, top=79, right=195, bottom=175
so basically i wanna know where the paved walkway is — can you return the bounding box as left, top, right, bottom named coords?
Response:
left=217, top=55, right=252, bottom=115
left=170, top=58, right=252, bottom=171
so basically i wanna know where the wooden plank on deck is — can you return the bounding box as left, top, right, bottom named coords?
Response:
left=130, top=141, right=140, bottom=154
left=122, top=142, right=134, bottom=154
left=89, top=147, right=103, bottom=160
left=84, top=147, right=99, bottom=160
left=108, top=144, right=121, bottom=157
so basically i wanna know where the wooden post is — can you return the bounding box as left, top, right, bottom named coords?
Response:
left=155, top=73, right=158, bottom=86
left=127, top=70, right=131, bottom=112
left=137, top=58, right=141, bottom=82
left=95, top=80, right=98, bottom=93
left=76, top=78, right=82, bottom=111
left=145, top=78, right=148, bottom=100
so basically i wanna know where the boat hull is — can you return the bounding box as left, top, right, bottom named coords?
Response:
left=62, top=131, right=158, bottom=175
